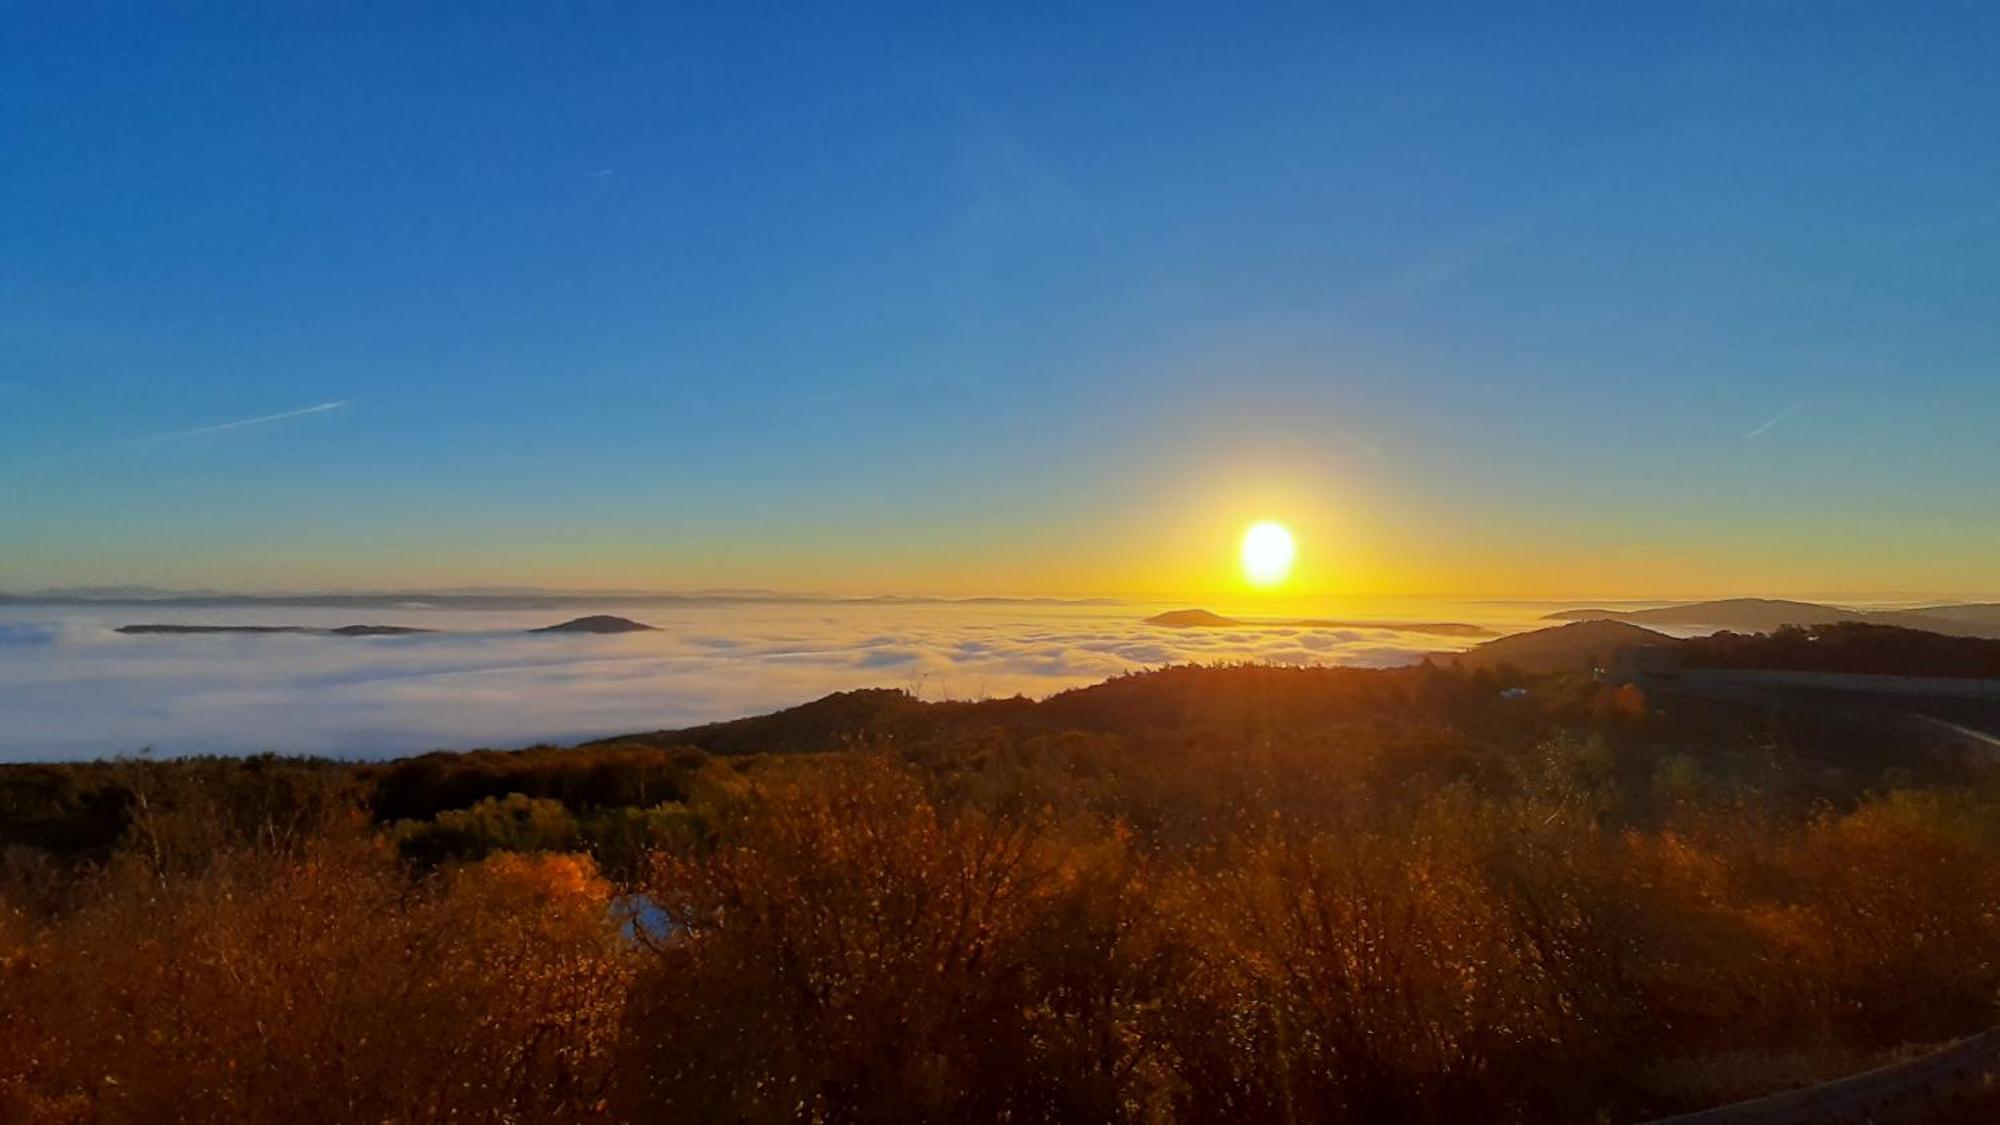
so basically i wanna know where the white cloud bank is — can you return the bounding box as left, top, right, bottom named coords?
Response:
left=0, top=602, right=1495, bottom=761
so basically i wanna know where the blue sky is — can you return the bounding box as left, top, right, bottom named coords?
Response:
left=4, top=3, right=1996, bottom=598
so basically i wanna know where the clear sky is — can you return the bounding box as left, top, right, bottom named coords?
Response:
left=4, top=4, right=1996, bottom=600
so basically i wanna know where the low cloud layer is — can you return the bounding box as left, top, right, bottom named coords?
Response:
left=0, top=603, right=1486, bottom=760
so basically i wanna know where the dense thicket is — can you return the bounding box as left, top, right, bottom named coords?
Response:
left=5, top=663, right=2000, bottom=1122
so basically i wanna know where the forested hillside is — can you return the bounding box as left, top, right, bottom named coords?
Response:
left=6, top=662, right=2000, bottom=1122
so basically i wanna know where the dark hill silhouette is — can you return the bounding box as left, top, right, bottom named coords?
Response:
left=328, top=625, right=436, bottom=636
left=1146, top=609, right=1242, bottom=627
left=1453, top=620, right=1678, bottom=674
left=532, top=615, right=657, bottom=634
left=591, top=688, right=1036, bottom=756
left=119, top=625, right=316, bottom=635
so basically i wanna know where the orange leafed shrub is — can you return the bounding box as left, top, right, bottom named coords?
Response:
left=616, top=759, right=1184, bottom=1121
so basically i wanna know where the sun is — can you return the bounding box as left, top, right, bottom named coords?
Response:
left=1240, top=520, right=1296, bottom=588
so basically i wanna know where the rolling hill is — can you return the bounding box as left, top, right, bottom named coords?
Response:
left=1450, top=619, right=1678, bottom=674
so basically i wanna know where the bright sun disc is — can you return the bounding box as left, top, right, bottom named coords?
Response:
left=1240, top=521, right=1295, bottom=587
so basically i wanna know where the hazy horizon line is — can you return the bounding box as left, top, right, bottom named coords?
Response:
left=4, top=584, right=1997, bottom=608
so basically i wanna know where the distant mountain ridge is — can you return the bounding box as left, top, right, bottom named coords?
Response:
left=1546, top=598, right=2000, bottom=638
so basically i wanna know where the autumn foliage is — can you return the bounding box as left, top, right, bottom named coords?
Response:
left=4, top=663, right=2000, bottom=1121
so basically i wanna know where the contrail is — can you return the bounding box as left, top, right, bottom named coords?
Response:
left=143, top=400, right=351, bottom=442
left=1745, top=402, right=1797, bottom=439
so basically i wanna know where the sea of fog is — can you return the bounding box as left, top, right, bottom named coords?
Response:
left=0, top=598, right=1563, bottom=761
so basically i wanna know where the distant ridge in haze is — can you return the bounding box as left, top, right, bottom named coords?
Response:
left=117, top=624, right=437, bottom=636
left=36, top=585, right=228, bottom=601
left=1145, top=609, right=1495, bottom=637
left=113, top=617, right=662, bottom=637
